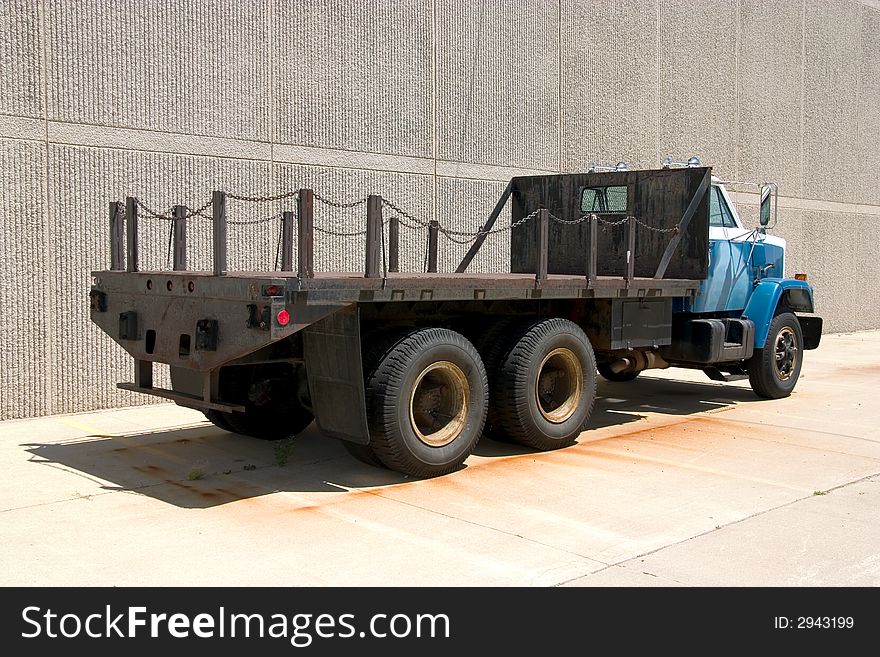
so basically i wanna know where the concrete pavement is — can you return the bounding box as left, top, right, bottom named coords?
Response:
left=1, top=331, right=878, bottom=586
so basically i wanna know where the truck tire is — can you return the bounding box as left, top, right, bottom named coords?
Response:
left=493, top=318, right=596, bottom=450
left=174, top=364, right=313, bottom=440
left=364, top=327, right=488, bottom=478
left=747, top=311, right=803, bottom=399
left=341, top=441, right=386, bottom=468
left=471, top=317, right=522, bottom=439
left=203, top=409, right=236, bottom=432
left=225, top=401, right=312, bottom=441
left=597, top=363, right=640, bottom=382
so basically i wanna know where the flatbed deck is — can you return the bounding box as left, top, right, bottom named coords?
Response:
left=95, top=270, right=700, bottom=305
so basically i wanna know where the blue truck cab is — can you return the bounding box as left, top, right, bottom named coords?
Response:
left=650, top=172, right=823, bottom=398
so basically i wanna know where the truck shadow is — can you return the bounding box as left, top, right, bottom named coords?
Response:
left=472, top=374, right=760, bottom=456
left=22, top=375, right=759, bottom=509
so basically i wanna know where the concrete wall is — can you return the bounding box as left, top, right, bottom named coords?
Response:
left=1, top=0, right=878, bottom=420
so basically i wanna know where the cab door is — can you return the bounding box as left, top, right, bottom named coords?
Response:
left=691, top=185, right=754, bottom=313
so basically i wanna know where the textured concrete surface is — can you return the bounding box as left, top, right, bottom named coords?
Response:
left=738, top=0, right=804, bottom=196
left=436, top=176, right=510, bottom=272
left=437, top=0, right=559, bottom=170
left=660, top=0, right=739, bottom=180
left=46, top=0, right=272, bottom=140
left=0, top=139, right=47, bottom=420
left=0, top=331, right=877, bottom=586
left=803, top=0, right=861, bottom=202
left=856, top=8, right=880, bottom=207
left=561, top=0, right=660, bottom=172
left=0, top=0, right=879, bottom=420
left=0, top=0, right=42, bottom=118
left=569, top=476, right=880, bottom=586
left=275, top=0, right=432, bottom=157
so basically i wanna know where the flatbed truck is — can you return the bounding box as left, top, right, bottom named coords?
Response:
left=89, top=162, right=822, bottom=477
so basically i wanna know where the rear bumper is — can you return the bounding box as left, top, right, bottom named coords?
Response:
left=116, top=382, right=244, bottom=413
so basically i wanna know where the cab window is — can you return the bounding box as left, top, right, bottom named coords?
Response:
left=709, top=186, right=737, bottom=228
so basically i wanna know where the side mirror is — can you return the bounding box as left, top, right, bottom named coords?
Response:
left=759, top=184, right=775, bottom=227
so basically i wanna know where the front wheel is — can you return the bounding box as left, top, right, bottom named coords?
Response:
left=364, top=328, right=488, bottom=478
left=747, top=312, right=804, bottom=399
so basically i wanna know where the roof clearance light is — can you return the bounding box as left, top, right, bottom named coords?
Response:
left=276, top=310, right=291, bottom=326
left=794, top=273, right=808, bottom=281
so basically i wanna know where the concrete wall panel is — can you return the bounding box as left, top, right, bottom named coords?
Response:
left=437, top=0, right=558, bottom=170
left=0, top=139, right=48, bottom=419
left=46, top=0, right=271, bottom=140
left=0, top=0, right=43, bottom=118
left=660, top=0, right=739, bottom=179
left=737, top=0, right=803, bottom=196
left=856, top=7, right=880, bottom=206
left=802, top=0, right=861, bottom=201
left=274, top=0, right=432, bottom=157
left=794, top=211, right=880, bottom=333
left=561, top=0, right=659, bottom=171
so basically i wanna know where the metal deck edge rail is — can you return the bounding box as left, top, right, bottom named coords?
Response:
left=114, top=177, right=699, bottom=292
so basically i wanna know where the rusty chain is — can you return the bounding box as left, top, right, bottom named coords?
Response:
left=227, top=213, right=283, bottom=226
left=631, top=216, right=679, bottom=234
left=380, top=198, right=429, bottom=228
left=438, top=210, right=542, bottom=244
left=227, top=190, right=299, bottom=203
left=135, top=198, right=213, bottom=221
left=131, top=192, right=678, bottom=251
left=313, top=225, right=368, bottom=237
left=314, top=193, right=369, bottom=209
left=549, top=212, right=679, bottom=234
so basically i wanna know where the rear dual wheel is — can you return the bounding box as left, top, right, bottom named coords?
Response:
left=362, top=328, right=488, bottom=478
left=490, top=319, right=597, bottom=450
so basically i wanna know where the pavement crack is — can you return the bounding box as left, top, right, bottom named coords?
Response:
left=572, top=468, right=880, bottom=584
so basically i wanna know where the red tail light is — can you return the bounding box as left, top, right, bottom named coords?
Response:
left=276, top=310, right=290, bottom=326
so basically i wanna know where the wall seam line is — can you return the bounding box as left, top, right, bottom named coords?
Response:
left=269, top=0, right=276, bottom=190
left=557, top=0, right=562, bottom=173
left=734, top=0, right=741, bottom=182
left=800, top=0, right=806, bottom=199
left=432, top=0, right=438, bottom=228
left=38, top=0, right=55, bottom=417
left=656, top=0, right=662, bottom=166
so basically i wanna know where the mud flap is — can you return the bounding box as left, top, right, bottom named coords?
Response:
left=798, top=315, right=823, bottom=350
left=302, top=305, right=371, bottom=445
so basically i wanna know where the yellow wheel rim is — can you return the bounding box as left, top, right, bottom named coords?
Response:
left=535, top=348, right=583, bottom=423
left=409, top=361, right=470, bottom=447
